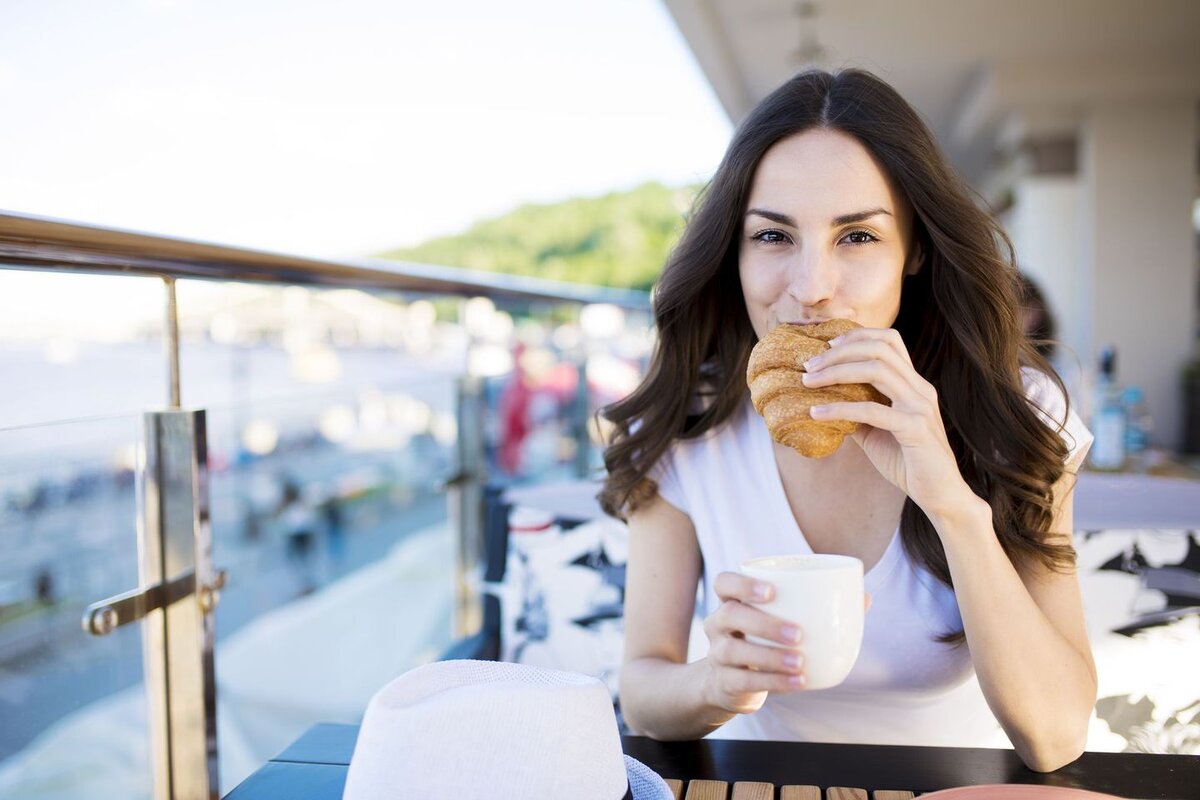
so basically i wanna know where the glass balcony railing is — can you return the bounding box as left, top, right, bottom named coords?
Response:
left=201, top=380, right=461, bottom=791
left=0, top=413, right=152, bottom=798
left=0, top=211, right=653, bottom=798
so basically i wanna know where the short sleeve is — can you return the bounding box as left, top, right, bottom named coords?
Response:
left=647, top=445, right=689, bottom=516
left=1021, top=367, right=1093, bottom=471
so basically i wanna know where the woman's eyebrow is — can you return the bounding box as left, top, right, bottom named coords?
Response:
left=745, top=207, right=893, bottom=227
left=832, top=208, right=892, bottom=226
left=745, top=208, right=795, bottom=226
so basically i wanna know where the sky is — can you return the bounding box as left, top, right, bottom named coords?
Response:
left=0, top=0, right=733, bottom=336
left=0, top=0, right=731, bottom=258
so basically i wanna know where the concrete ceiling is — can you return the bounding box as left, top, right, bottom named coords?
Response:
left=663, top=0, right=1200, bottom=183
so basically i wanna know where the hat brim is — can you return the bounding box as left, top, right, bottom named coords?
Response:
left=625, top=755, right=676, bottom=800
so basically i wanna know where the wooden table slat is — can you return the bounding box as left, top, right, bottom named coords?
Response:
left=827, top=789, right=868, bottom=800
left=685, top=779, right=730, bottom=800
left=731, top=781, right=774, bottom=800
left=780, top=787, right=822, bottom=800
left=872, top=792, right=915, bottom=800
left=664, top=778, right=685, bottom=800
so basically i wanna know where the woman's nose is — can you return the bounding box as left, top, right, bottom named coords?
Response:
left=785, top=247, right=836, bottom=306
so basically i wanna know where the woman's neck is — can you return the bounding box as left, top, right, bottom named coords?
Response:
left=771, top=435, right=907, bottom=560
left=772, top=435, right=878, bottom=483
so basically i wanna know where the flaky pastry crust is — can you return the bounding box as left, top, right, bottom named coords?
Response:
left=746, top=319, right=889, bottom=457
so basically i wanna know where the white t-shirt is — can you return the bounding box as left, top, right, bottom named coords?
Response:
left=649, top=367, right=1093, bottom=747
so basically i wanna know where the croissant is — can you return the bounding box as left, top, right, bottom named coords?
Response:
left=746, top=319, right=889, bottom=458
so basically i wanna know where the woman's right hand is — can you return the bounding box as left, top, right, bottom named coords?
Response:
left=701, top=571, right=806, bottom=715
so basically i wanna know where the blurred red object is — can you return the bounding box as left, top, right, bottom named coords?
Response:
left=497, top=344, right=533, bottom=475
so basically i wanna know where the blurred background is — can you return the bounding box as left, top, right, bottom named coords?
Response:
left=0, top=1, right=1197, bottom=797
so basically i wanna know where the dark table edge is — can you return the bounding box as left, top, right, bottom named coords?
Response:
left=264, top=723, right=1200, bottom=800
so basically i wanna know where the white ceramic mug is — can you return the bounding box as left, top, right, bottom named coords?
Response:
left=740, top=554, right=865, bottom=690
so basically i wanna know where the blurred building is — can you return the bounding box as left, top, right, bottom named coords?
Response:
left=665, top=0, right=1200, bottom=448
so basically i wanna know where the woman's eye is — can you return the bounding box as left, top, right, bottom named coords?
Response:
left=841, top=229, right=879, bottom=245
left=751, top=229, right=790, bottom=245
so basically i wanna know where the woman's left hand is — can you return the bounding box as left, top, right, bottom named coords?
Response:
left=800, top=326, right=970, bottom=518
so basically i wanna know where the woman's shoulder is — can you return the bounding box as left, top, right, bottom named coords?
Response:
left=1020, top=365, right=1066, bottom=409
left=1019, top=366, right=1093, bottom=468
left=649, top=395, right=756, bottom=473
left=646, top=395, right=758, bottom=514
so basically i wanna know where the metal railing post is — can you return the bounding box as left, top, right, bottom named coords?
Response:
left=82, top=278, right=222, bottom=800
left=573, top=356, right=591, bottom=479
left=450, top=373, right=487, bottom=638
left=140, top=409, right=220, bottom=800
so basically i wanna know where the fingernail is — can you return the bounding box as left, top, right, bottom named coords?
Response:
left=829, top=336, right=844, bottom=346
left=783, top=653, right=801, bottom=669
left=753, top=583, right=771, bottom=601
left=809, top=405, right=828, bottom=418
left=801, top=372, right=815, bottom=385
left=781, top=625, right=801, bottom=644
left=788, top=674, right=805, bottom=687
left=803, top=356, right=822, bottom=370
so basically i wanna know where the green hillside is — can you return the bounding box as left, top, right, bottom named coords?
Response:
left=378, top=181, right=699, bottom=291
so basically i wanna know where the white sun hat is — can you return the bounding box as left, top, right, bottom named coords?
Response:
left=343, top=659, right=674, bottom=800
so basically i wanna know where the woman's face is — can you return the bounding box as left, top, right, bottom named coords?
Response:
left=739, top=128, right=916, bottom=340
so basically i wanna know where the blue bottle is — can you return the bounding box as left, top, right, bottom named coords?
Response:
left=1090, top=347, right=1126, bottom=471
left=1122, top=386, right=1152, bottom=471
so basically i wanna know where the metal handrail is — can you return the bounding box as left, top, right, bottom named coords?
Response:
left=0, top=210, right=651, bottom=309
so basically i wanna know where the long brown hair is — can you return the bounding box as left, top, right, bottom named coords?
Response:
left=598, top=69, right=1075, bottom=642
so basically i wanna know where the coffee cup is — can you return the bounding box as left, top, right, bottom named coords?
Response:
left=740, top=554, right=864, bottom=690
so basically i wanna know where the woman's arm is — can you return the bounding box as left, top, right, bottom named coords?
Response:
left=802, top=327, right=1096, bottom=771
left=929, top=471, right=1097, bottom=772
left=620, top=493, right=724, bottom=739
left=620, top=492, right=806, bottom=740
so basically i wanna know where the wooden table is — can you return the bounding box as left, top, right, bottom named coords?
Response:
left=222, top=723, right=1200, bottom=799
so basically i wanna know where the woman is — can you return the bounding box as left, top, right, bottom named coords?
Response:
left=599, top=69, right=1096, bottom=772
left=1018, top=272, right=1058, bottom=360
